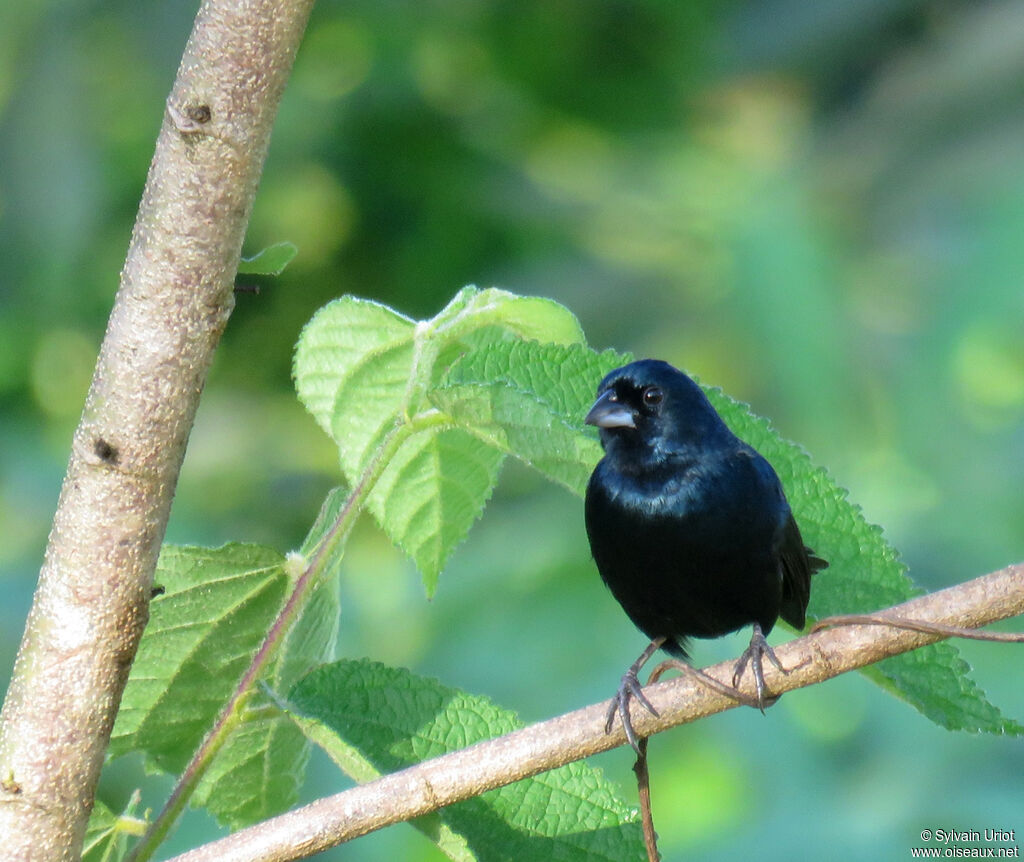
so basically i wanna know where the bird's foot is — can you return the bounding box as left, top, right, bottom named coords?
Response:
left=605, top=638, right=664, bottom=753
left=732, top=624, right=786, bottom=713
left=605, top=669, right=659, bottom=753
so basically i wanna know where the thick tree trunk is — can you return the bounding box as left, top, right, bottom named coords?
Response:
left=0, top=1, right=314, bottom=858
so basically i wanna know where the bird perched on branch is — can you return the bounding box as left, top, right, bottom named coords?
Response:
left=584, top=359, right=826, bottom=750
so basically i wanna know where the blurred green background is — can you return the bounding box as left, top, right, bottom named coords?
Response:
left=2, top=0, right=1023, bottom=859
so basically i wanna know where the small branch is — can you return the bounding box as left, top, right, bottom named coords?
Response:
left=0, top=0, right=313, bottom=857
left=812, top=613, right=1024, bottom=642
left=632, top=738, right=659, bottom=862
left=647, top=658, right=761, bottom=708
left=165, top=562, right=1024, bottom=862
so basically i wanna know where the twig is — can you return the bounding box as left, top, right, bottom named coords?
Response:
left=633, top=648, right=796, bottom=856
left=812, top=613, right=1024, bottom=641
left=633, top=737, right=659, bottom=862
left=647, top=658, right=762, bottom=708
left=163, top=562, right=1024, bottom=862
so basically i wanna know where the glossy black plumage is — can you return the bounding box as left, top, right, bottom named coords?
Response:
left=584, top=359, right=825, bottom=746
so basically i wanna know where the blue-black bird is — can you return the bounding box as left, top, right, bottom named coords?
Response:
left=584, top=359, right=826, bottom=749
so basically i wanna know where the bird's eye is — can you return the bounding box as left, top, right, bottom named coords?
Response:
left=641, top=386, right=663, bottom=409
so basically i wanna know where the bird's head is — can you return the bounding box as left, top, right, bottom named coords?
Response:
left=585, top=359, right=731, bottom=471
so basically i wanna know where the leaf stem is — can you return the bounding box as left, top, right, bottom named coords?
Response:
left=126, top=418, right=420, bottom=862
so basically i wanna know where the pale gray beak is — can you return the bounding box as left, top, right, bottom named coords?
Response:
left=585, top=389, right=636, bottom=429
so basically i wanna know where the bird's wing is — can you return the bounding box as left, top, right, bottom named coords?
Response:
left=778, top=514, right=827, bottom=630
left=741, top=447, right=824, bottom=631
left=778, top=516, right=811, bottom=629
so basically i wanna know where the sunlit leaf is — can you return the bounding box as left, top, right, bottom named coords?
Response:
left=431, top=339, right=628, bottom=493
left=293, top=296, right=414, bottom=450
left=367, top=429, right=504, bottom=596
left=292, top=287, right=586, bottom=586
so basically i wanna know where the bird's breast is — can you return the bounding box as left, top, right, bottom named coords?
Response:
left=593, top=458, right=710, bottom=517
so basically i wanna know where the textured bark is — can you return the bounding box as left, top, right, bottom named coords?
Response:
left=0, top=1, right=314, bottom=858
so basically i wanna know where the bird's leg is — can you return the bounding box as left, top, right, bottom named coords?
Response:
left=732, top=623, right=786, bottom=713
left=606, top=637, right=665, bottom=753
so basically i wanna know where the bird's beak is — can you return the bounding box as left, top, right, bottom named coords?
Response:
left=585, top=389, right=636, bottom=429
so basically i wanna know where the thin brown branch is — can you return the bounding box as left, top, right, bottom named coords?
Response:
left=648, top=658, right=762, bottom=708
left=632, top=738, right=659, bottom=862
left=813, top=613, right=1024, bottom=642
left=0, top=0, right=313, bottom=858
left=165, top=562, right=1024, bottom=862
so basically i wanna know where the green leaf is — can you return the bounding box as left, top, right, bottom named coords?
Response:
left=191, top=711, right=311, bottom=830
left=293, top=296, right=414, bottom=449
left=294, top=287, right=584, bottom=477
left=292, top=287, right=586, bottom=587
left=107, top=543, right=332, bottom=830
left=237, top=241, right=298, bottom=275
left=298, top=485, right=349, bottom=558
left=193, top=499, right=346, bottom=830
left=699, top=384, right=1024, bottom=735
left=367, top=429, right=504, bottom=596
left=431, top=340, right=629, bottom=494
left=108, top=544, right=289, bottom=773
left=82, top=799, right=120, bottom=862
left=861, top=647, right=1022, bottom=734
left=83, top=794, right=145, bottom=862
left=83, top=799, right=115, bottom=856
left=285, top=659, right=645, bottom=862
left=428, top=286, right=586, bottom=347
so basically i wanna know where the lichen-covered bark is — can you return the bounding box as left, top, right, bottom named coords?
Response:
left=0, top=0, right=314, bottom=857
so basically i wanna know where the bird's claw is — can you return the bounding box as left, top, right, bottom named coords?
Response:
left=605, top=667, right=659, bottom=753
left=732, top=624, right=786, bottom=713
